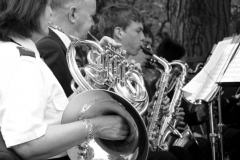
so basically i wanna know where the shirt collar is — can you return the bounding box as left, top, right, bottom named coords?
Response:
left=9, top=36, right=40, bottom=58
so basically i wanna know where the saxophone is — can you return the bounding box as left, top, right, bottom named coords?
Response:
left=156, top=60, right=187, bottom=150
left=141, top=45, right=189, bottom=151
left=156, top=60, right=198, bottom=150
left=140, top=46, right=172, bottom=151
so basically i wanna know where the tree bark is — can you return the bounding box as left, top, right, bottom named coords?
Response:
left=168, top=0, right=231, bottom=65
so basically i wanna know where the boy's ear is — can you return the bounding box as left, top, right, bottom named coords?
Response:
left=113, top=27, right=124, bottom=40
left=68, top=7, right=77, bottom=24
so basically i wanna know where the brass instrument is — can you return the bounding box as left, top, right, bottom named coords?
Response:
left=187, top=63, right=203, bottom=74
left=60, top=31, right=149, bottom=160
left=167, top=61, right=199, bottom=148
left=141, top=46, right=196, bottom=150
left=141, top=46, right=173, bottom=151
left=153, top=60, right=187, bottom=151
left=172, top=124, right=197, bottom=148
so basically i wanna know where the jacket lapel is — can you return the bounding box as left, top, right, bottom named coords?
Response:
left=49, top=28, right=67, bottom=53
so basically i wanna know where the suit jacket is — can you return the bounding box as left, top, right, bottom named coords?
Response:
left=36, top=29, right=73, bottom=97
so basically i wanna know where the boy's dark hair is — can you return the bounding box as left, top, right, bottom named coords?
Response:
left=0, top=0, right=49, bottom=41
left=143, top=25, right=154, bottom=46
left=156, top=38, right=185, bottom=62
left=98, top=4, right=144, bottom=38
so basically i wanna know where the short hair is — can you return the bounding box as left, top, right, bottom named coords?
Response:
left=0, top=0, right=49, bottom=41
left=143, top=25, right=154, bottom=47
left=156, top=38, right=185, bottom=62
left=98, top=4, right=144, bottom=38
left=51, top=0, right=84, bottom=10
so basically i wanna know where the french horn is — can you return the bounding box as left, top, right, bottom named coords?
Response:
left=61, top=37, right=149, bottom=160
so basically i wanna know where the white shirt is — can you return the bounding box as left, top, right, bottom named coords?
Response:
left=0, top=37, right=69, bottom=158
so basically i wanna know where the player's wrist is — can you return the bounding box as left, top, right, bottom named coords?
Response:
left=80, top=119, right=94, bottom=143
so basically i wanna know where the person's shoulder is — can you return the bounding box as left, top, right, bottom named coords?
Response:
left=0, top=41, right=36, bottom=59
left=0, top=42, right=37, bottom=76
left=17, top=46, right=36, bottom=58
left=37, top=35, right=56, bottom=47
left=36, top=35, right=63, bottom=53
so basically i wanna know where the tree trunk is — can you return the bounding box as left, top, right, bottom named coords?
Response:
left=168, top=0, right=231, bottom=66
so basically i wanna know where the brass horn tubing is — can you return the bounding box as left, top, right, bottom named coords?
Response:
left=67, top=40, right=92, bottom=91
left=108, top=57, right=115, bottom=83
left=106, top=55, right=111, bottom=80
left=114, top=72, right=148, bottom=112
left=167, top=60, right=187, bottom=93
left=116, top=58, right=123, bottom=84
left=84, top=40, right=104, bottom=52
left=101, top=51, right=106, bottom=67
left=70, top=80, right=79, bottom=93
left=169, top=60, right=187, bottom=80
left=113, top=55, right=119, bottom=76
left=124, top=71, right=147, bottom=102
left=110, top=57, right=114, bottom=76
left=84, top=66, right=106, bottom=85
left=151, top=55, right=172, bottom=74
left=101, top=53, right=108, bottom=80
left=104, top=54, right=110, bottom=79
left=121, top=61, right=127, bottom=86
left=87, top=50, right=102, bottom=67
left=105, top=45, right=125, bottom=60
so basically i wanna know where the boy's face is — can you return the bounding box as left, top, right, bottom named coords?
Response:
left=142, top=35, right=153, bottom=49
left=120, top=21, right=145, bottom=58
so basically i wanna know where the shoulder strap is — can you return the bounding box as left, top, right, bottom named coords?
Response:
left=16, top=46, right=36, bottom=58
left=10, top=39, right=36, bottom=58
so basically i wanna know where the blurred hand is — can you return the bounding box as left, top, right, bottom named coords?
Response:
left=148, top=138, right=155, bottom=151
left=196, top=103, right=208, bottom=122
left=161, top=97, right=170, bottom=115
left=90, top=115, right=129, bottom=141
left=99, top=36, right=122, bottom=49
left=148, top=96, right=170, bottom=116
left=129, top=59, right=142, bottom=73
left=175, top=107, right=185, bottom=126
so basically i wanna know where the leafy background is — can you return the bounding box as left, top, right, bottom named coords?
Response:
left=90, top=0, right=240, bottom=63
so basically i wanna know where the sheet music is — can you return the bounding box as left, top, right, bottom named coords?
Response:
left=182, top=37, right=237, bottom=102
left=220, top=45, right=240, bottom=83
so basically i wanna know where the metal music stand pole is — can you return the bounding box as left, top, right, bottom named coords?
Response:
left=209, top=101, right=217, bottom=160
left=217, top=87, right=224, bottom=160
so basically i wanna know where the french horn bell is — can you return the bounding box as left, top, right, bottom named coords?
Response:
left=62, top=38, right=149, bottom=160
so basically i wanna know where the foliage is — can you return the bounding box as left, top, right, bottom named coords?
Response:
left=92, top=0, right=239, bottom=58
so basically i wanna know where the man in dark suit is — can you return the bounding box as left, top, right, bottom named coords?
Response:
left=37, top=0, right=120, bottom=97
left=36, top=0, right=96, bottom=97
left=37, top=28, right=73, bottom=97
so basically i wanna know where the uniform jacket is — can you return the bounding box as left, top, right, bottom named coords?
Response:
left=36, top=29, right=73, bottom=97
